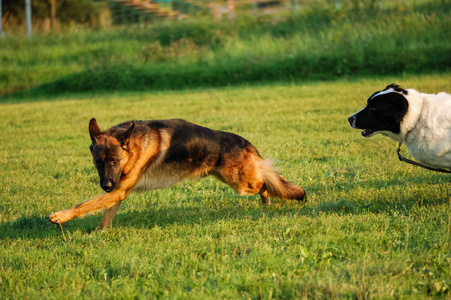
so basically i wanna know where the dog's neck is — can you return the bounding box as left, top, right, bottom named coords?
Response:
left=385, top=89, right=424, bottom=143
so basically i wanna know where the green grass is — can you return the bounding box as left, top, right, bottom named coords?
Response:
left=1, top=0, right=450, bottom=98
left=1, top=74, right=451, bottom=298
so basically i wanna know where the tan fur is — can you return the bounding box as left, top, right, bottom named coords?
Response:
left=47, top=119, right=306, bottom=228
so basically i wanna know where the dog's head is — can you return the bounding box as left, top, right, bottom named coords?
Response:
left=348, top=84, right=409, bottom=140
left=89, top=118, right=135, bottom=192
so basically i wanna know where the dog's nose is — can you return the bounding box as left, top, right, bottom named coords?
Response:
left=101, top=181, right=113, bottom=192
left=348, top=115, right=356, bottom=127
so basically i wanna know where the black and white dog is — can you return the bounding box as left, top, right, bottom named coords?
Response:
left=348, top=84, right=451, bottom=170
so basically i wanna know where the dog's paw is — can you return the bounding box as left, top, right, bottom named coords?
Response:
left=47, top=209, right=74, bottom=224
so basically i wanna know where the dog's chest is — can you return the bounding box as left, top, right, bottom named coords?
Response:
left=406, top=127, right=451, bottom=169
left=133, top=167, right=190, bottom=191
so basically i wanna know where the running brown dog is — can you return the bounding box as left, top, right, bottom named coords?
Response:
left=47, top=118, right=306, bottom=228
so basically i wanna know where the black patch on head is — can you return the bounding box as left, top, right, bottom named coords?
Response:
left=352, top=90, right=409, bottom=135
left=367, top=84, right=408, bottom=102
left=385, top=83, right=408, bottom=95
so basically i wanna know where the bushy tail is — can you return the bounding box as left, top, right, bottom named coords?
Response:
left=257, top=159, right=306, bottom=201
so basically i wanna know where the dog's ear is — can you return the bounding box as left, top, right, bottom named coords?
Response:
left=117, top=122, right=135, bottom=151
left=89, top=118, right=102, bottom=143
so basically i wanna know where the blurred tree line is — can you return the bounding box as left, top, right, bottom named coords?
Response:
left=349, top=0, right=381, bottom=9
left=2, top=0, right=99, bottom=29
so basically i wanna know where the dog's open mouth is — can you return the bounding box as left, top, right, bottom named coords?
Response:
left=361, top=129, right=375, bottom=138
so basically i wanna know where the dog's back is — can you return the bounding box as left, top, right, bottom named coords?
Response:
left=128, top=119, right=306, bottom=202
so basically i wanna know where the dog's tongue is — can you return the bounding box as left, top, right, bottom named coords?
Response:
left=361, top=129, right=375, bottom=138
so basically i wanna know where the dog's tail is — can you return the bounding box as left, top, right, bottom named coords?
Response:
left=258, top=159, right=306, bottom=201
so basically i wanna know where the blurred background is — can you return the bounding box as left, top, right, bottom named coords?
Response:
left=0, top=0, right=450, bottom=97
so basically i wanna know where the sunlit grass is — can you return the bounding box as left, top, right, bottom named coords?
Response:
left=1, top=75, right=450, bottom=298
left=1, top=1, right=450, bottom=97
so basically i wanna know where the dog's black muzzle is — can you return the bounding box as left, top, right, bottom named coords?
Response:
left=101, top=181, right=114, bottom=193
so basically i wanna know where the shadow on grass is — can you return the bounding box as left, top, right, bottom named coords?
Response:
left=0, top=201, right=304, bottom=240
left=1, top=173, right=449, bottom=240
left=309, top=172, right=451, bottom=214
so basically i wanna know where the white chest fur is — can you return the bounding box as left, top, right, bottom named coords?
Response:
left=133, top=166, right=191, bottom=191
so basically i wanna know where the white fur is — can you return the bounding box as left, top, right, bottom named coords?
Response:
left=369, top=88, right=395, bottom=100
left=134, top=170, right=191, bottom=191
left=385, top=88, right=451, bottom=169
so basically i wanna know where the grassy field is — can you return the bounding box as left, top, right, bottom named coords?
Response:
left=1, top=0, right=450, bottom=97
left=1, top=74, right=451, bottom=298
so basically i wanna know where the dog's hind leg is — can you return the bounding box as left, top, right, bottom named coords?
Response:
left=259, top=188, right=271, bottom=205
left=98, top=201, right=122, bottom=229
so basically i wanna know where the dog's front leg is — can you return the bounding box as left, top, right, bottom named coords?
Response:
left=98, top=201, right=122, bottom=229
left=47, top=189, right=129, bottom=225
